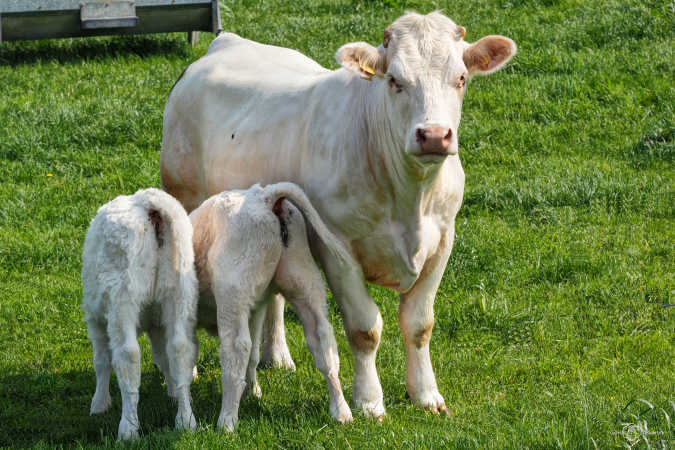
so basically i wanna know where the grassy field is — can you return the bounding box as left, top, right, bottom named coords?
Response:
left=0, top=0, right=673, bottom=448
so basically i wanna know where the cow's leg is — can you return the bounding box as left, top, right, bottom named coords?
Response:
left=245, top=305, right=266, bottom=398
left=319, top=248, right=385, bottom=419
left=398, top=232, right=453, bottom=414
left=260, top=294, right=296, bottom=371
left=87, top=319, right=112, bottom=414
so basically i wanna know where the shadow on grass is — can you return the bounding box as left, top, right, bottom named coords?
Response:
left=0, top=368, right=184, bottom=446
left=0, top=34, right=193, bottom=67
left=0, top=363, right=334, bottom=446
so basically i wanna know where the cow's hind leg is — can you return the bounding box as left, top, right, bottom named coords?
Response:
left=260, top=294, right=296, bottom=371
left=87, top=319, right=112, bottom=414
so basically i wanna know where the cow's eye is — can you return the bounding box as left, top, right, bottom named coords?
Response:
left=388, top=75, right=403, bottom=93
left=457, top=74, right=466, bottom=89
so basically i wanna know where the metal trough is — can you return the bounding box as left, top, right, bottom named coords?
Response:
left=0, top=0, right=221, bottom=45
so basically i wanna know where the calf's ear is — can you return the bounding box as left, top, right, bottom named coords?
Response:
left=336, top=42, right=387, bottom=80
left=463, top=35, right=517, bottom=76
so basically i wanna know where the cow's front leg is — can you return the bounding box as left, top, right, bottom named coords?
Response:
left=320, top=246, right=385, bottom=419
left=398, top=232, right=453, bottom=414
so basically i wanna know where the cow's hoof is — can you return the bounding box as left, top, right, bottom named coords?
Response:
left=217, top=412, right=237, bottom=433
left=90, top=392, right=112, bottom=415
left=175, top=409, right=197, bottom=431
left=412, top=390, right=451, bottom=416
left=192, top=366, right=199, bottom=380
left=117, top=417, right=139, bottom=441
left=260, top=345, right=296, bottom=371
left=355, top=398, right=386, bottom=421
left=331, top=401, right=353, bottom=424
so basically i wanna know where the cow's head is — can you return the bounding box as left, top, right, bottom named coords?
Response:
left=337, top=12, right=516, bottom=163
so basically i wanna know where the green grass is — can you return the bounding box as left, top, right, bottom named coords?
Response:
left=0, top=0, right=673, bottom=448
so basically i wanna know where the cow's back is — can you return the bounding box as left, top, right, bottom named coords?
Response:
left=206, top=33, right=327, bottom=76
left=161, top=33, right=331, bottom=212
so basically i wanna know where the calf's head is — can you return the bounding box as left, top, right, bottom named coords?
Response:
left=337, top=12, right=516, bottom=162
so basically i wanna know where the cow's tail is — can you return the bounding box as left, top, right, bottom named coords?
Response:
left=141, top=188, right=195, bottom=275
left=262, top=182, right=355, bottom=267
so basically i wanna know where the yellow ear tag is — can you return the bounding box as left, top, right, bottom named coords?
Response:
left=481, top=56, right=490, bottom=69
left=360, top=63, right=375, bottom=80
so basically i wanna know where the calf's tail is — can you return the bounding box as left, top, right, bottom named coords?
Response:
left=142, top=188, right=195, bottom=274
left=261, top=182, right=355, bottom=267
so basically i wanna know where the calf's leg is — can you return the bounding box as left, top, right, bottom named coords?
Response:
left=107, top=301, right=142, bottom=440
left=87, top=319, right=112, bottom=414
left=245, top=305, right=266, bottom=398
left=165, top=321, right=198, bottom=430
left=216, top=298, right=252, bottom=432
left=282, top=290, right=352, bottom=424
left=276, top=238, right=352, bottom=424
left=148, top=327, right=175, bottom=397
left=261, top=294, right=296, bottom=371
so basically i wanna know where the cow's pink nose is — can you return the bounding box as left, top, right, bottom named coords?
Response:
left=416, top=126, right=452, bottom=154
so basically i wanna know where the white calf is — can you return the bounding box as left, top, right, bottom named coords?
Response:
left=191, top=182, right=353, bottom=431
left=81, top=188, right=198, bottom=440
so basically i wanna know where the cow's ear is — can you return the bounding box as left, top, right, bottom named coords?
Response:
left=463, top=35, right=516, bottom=76
left=336, top=42, right=386, bottom=80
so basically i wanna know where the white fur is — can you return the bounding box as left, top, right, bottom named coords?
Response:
left=81, top=188, right=198, bottom=440
left=161, top=11, right=516, bottom=417
left=191, top=182, right=353, bottom=431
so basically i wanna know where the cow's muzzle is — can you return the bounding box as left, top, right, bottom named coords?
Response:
left=415, top=126, right=455, bottom=156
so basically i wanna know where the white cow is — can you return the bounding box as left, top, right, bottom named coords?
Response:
left=190, top=182, right=353, bottom=430
left=161, top=11, right=516, bottom=417
left=81, top=188, right=198, bottom=440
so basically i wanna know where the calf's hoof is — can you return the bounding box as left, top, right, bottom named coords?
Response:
left=247, top=382, right=262, bottom=398
left=117, top=417, right=139, bottom=441
left=90, top=392, right=112, bottom=415
left=175, top=410, right=197, bottom=431
left=217, top=412, right=237, bottom=433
